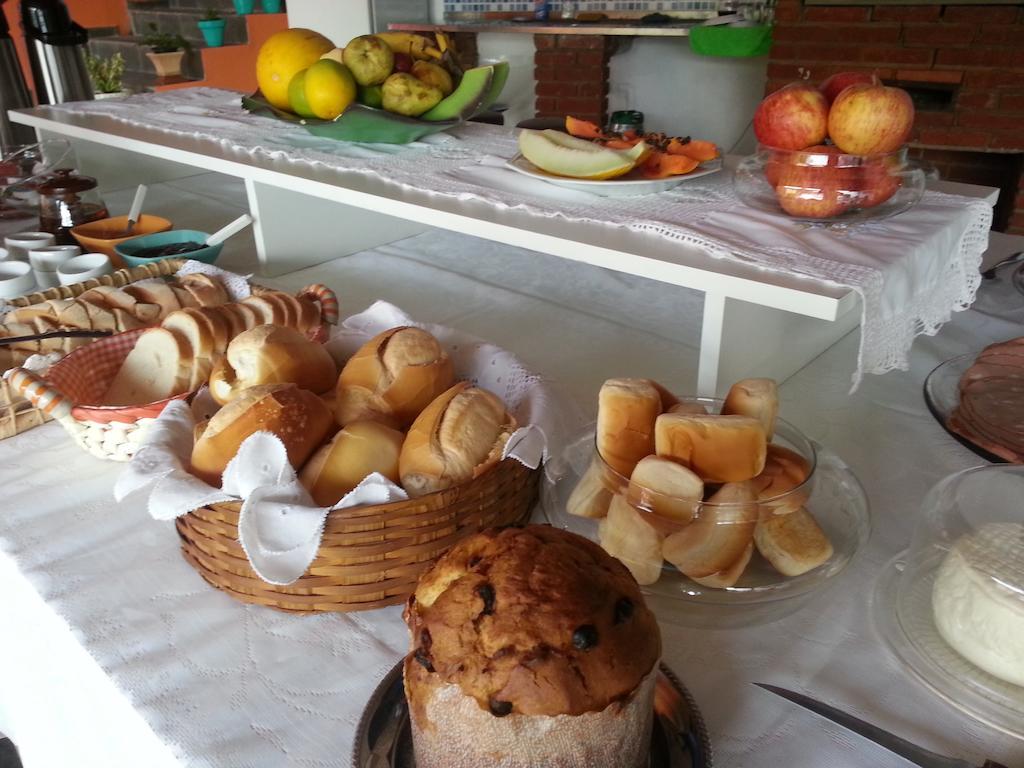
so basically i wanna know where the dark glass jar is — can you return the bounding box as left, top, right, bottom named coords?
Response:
left=37, top=168, right=108, bottom=244
left=607, top=110, right=644, bottom=136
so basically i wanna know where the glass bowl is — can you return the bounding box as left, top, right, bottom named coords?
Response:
left=542, top=397, right=870, bottom=628
left=733, top=144, right=926, bottom=223
left=873, top=465, right=1024, bottom=739
left=0, top=138, right=74, bottom=220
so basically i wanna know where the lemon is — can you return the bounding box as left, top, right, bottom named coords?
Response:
left=256, top=28, right=334, bottom=111
left=518, top=129, right=649, bottom=180
left=287, top=69, right=316, bottom=118
left=303, top=59, right=357, bottom=120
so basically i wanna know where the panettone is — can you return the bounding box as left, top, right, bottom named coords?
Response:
left=403, top=525, right=661, bottom=768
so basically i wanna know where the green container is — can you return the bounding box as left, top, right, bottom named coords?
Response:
left=689, top=25, right=772, bottom=58
left=115, top=230, right=223, bottom=268
left=262, top=0, right=282, bottom=11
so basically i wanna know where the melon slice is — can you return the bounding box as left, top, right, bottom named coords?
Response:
left=518, top=129, right=649, bottom=181
left=420, top=64, right=494, bottom=122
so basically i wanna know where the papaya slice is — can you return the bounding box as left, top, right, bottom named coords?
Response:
left=641, top=151, right=700, bottom=179
left=565, top=116, right=607, bottom=140
left=602, top=137, right=644, bottom=150
left=666, top=138, right=719, bottom=162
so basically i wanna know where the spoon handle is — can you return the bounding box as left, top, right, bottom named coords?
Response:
left=205, top=213, right=253, bottom=247
left=127, top=184, right=147, bottom=225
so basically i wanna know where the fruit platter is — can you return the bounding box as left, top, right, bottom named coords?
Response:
left=244, top=29, right=508, bottom=144
left=510, top=117, right=722, bottom=197
left=733, top=73, right=926, bottom=222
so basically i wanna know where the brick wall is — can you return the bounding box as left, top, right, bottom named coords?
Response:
left=767, top=1, right=1024, bottom=233
left=533, top=34, right=614, bottom=125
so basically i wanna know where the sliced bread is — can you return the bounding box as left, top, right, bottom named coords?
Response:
left=102, top=327, right=191, bottom=406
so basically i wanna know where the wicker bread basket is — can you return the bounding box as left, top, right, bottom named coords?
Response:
left=1, top=258, right=188, bottom=440
left=177, top=459, right=539, bottom=613
left=4, top=283, right=339, bottom=461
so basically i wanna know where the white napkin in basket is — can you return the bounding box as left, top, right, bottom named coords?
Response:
left=114, top=301, right=574, bottom=585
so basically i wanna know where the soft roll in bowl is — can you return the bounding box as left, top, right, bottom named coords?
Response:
left=543, top=396, right=870, bottom=628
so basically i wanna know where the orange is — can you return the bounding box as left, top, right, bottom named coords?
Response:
left=256, top=28, right=334, bottom=110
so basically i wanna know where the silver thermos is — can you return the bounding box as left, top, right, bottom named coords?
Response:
left=20, top=0, right=92, bottom=105
left=0, top=0, right=36, bottom=152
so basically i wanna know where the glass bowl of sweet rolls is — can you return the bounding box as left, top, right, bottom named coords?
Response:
left=543, top=377, right=870, bottom=628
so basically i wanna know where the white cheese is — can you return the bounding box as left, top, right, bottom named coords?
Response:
left=932, top=522, right=1024, bottom=687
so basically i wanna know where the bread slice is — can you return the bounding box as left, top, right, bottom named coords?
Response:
left=596, top=378, right=663, bottom=478
left=242, top=295, right=281, bottom=325
left=627, top=455, right=703, bottom=527
left=655, top=413, right=767, bottom=483
left=189, top=307, right=231, bottom=355
left=79, top=297, right=119, bottom=332
left=112, top=307, right=145, bottom=332
left=294, top=295, right=321, bottom=334
left=662, top=482, right=757, bottom=578
left=262, top=292, right=297, bottom=328
left=102, top=327, right=191, bottom=406
left=229, top=302, right=261, bottom=331
left=755, top=507, right=833, bottom=577
left=170, top=285, right=200, bottom=310
left=79, top=286, right=137, bottom=314
left=161, top=309, right=215, bottom=361
left=124, top=281, right=180, bottom=317
left=210, top=303, right=245, bottom=339
left=178, top=273, right=228, bottom=307
left=6, top=300, right=68, bottom=325
left=57, top=301, right=91, bottom=330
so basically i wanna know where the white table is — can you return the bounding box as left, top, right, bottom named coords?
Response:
left=1, top=228, right=1023, bottom=768
left=11, top=104, right=993, bottom=396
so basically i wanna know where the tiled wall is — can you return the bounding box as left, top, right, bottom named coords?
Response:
left=444, top=1, right=718, bottom=17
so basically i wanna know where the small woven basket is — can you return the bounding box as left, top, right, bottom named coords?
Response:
left=0, top=259, right=187, bottom=439
left=4, top=283, right=339, bottom=461
left=177, top=459, right=538, bottom=612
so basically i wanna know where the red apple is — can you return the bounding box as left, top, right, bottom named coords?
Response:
left=393, top=52, right=414, bottom=73
left=753, top=83, right=829, bottom=151
left=819, top=71, right=878, bottom=106
left=854, top=160, right=902, bottom=208
left=827, top=83, right=915, bottom=155
left=774, top=146, right=854, bottom=219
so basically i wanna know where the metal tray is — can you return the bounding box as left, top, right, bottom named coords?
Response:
left=352, top=661, right=712, bottom=767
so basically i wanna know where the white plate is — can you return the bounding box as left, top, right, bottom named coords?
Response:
left=506, top=154, right=722, bottom=197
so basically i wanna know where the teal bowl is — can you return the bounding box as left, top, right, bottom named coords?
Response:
left=114, top=229, right=223, bottom=268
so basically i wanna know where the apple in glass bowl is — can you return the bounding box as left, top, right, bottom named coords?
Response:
left=734, top=144, right=926, bottom=223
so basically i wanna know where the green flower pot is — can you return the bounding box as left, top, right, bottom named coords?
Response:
left=198, top=18, right=226, bottom=47
left=262, top=0, right=282, bottom=12
left=233, top=0, right=256, bottom=14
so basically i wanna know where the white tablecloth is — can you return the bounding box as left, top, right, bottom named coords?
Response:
left=2, top=229, right=1023, bottom=767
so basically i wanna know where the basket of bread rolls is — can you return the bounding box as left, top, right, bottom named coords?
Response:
left=3, top=279, right=337, bottom=461
left=167, top=322, right=539, bottom=613
left=0, top=258, right=209, bottom=439
left=543, top=377, right=870, bottom=628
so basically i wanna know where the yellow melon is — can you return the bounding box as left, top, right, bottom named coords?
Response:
left=256, top=28, right=335, bottom=110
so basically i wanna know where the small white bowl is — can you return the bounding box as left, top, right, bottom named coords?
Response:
left=0, top=260, right=36, bottom=298
left=4, top=231, right=55, bottom=261
left=28, top=244, right=81, bottom=272
left=57, top=252, right=113, bottom=285
left=0, top=247, right=10, bottom=262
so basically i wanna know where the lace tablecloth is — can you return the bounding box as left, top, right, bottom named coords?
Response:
left=2, top=230, right=1023, bottom=768
left=50, top=88, right=993, bottom=389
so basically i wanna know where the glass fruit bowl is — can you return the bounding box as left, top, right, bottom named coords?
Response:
left=873, top=465, right=1024, bottom=738
left=542, top=398, right=870, bottom=628
left=733, top=144, right=926, bottom=223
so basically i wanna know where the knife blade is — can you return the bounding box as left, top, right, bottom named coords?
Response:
left=755, top=684, right=1008, bottom=768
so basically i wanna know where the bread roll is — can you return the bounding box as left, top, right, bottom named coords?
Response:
left=751, top=444, right=812, bottom=516
left=754, top=507, right=833, bottom=577
left=102, top=327, right=191, bottom=406
left=691, top=542, right=753, bottom=589
left=209, top=324, right=337, bottom=406
left=399, top=382, right=515, bottom=497
left=566, top=456, right=617, bottom=519
left=627, top=455, right=703, bottom=529
left=596, top=378, right=662, bottom=477
left=654, top=413, right=767, bottom=483
left=190, top=383, right=335, bottom=486
left=336, top=326, right=455, bottom=429
left=662, top=482, right=757, bottom=578
left=723, top=378, right=778, bottom=439
left=598, top=494, right=664, bottom=585
left=299, top=420, right=404, bottom=506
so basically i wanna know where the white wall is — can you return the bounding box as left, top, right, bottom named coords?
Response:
left=609, top=40, right=766, bottom=154
left=286, top=0, right=372, bottom=45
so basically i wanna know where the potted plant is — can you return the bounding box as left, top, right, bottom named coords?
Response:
left=197, top=9, right=226, bottom=47
left=233, top=0, right=256, bottom=14
left=85, top=52, right=127, bottom=99
left=262, top=0, right=283, bottom=12
left=142, top=24, right=190, bottom=77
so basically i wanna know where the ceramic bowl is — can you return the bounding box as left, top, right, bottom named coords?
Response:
left=71, top=214, right=173, bottom=261
left=113, top=229, right=222, bottom=268
left=0, top=260, right=36, bottom=298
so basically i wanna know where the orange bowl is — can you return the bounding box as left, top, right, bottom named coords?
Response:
left=71, top=214, right=173, bottom=265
